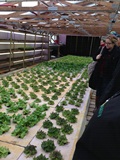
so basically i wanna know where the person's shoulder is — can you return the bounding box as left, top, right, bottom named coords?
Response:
left=117, top=46, right=120, bottom=52
left=115, top=46, right=120, bottom=56
left=115, top=45, right=120, bottom=51
left=113, top=46, right=120, bottom=56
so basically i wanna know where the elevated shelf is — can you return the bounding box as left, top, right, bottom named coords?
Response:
left=0, top=29, right=49, bottom=74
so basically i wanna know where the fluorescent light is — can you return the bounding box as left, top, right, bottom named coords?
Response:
left=0, top=11, right=14, bottom=15
left=10, top=18, right=21, bottom=20
left=52, top=18, right=59, bottom=21
left=48, top=6, right=58, bottom=11
left=32, top=25, right=37, bottom=26
left=91, top=13, right=97, bottom=16
left=69, top=21, right=75, bottom=24
left=22, top=1, right=38, bottom=7
left=61, top=15, right=69, bottom=19
left=74, top=24, right=80, bottom=27
left=21, top=12, right=33, bottom=15
left=0, top=30, right=10, bottom=33
left=38, top=22, right=47, bottom=24
left=74, top=13, right=80, bottom=16
left=56, top=3, right=66, bottom=6
left=0, top=2, right=6, bottom=4
left=67, top=1, right=83, bottom=4
left=86, top=3, right=96, bottom=7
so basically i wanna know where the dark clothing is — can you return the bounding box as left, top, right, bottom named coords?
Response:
left=99, top=56, right=120, bottom=106
left=95, top=76, right=110, bottom=108
left=73, top=45, right=120, bottom=160
left=89, top=45, right=120, bottom=107
left=73, top=91, right=120, bottom=160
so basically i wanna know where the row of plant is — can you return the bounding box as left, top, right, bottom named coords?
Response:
left=0, top=69, right=76, bottom=107
left=21, top=58, right=90, bottom=159
left=23, top=106, right=79, bottom=160
left=0, top=102, right=49, bottom=138
left=0, top=56, right=91, bottom=112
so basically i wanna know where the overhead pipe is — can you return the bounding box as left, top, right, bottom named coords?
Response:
left=30, top=11, right=38, bottom=16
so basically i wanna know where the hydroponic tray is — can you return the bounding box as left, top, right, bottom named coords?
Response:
left=0, top=55, right=92, bottom=160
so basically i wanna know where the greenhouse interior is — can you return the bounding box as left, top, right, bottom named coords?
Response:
left=0, top=0, right=120, bottom=160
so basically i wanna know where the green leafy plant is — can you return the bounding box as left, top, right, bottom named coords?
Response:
left=62, top=110, right=77, bottom=123
left=71, top=108, right=79, bottom=115
left=31, top=85, right=39, bottom=92
left=61, top=124, right=73, bottom=134
left=50, top=112, right=59, bottom=119
left=23, top=109, right=31, bottom=115
left=11, top=82, right=20, bottom=89
left=21, top=83, right=29, bottom=90
left=51, top=94, right=58, bottom=100
left=56, top=105, right=64, bottom=112
left=12, top=114, right=23, bottom=124
left=0, top=112, right=11, bottom=135
left=33, top=154, right=48, bottom=160
left=36, top=130, right=46, bottom=139
left=48, top=127, right=60, bottom=139
left=57, top=134, right=68, bottom=146
left=24, top=145, right=37, bottom=157
left=16, top=78, right=21, bottom=82
left=55, top=90, right=61, bottom=96
left=50, top=150, right=63, bottom=160
left=2, top=79, right=9, bottom=87
left=67, top=114, right=77, bottom=123
left=56, top=117, right=67, bottom=126
left=6, top=102, right=19, bottom=113
left=0, top=124, right=11, bottom=135
left=42, top=96, right=50, bottom=102
left=16, top=73, right=22, bottom=77
left=75, top=102, right=81, bottom=107
left=41, top=139, right=56, bottom=152
left=60, top=100, right=67, bottom=106
left=48, top=100, right=54, bottom=105
left=43, top=120, right=53, bottom=129
left=12, top=124, right=28, bottom=138
left=0, top=146, right=10, bottom=158
left=30, top=102, right=39, bottom=108
left=30, top=92, right=37, bottom=99
left=34, top=98, right=41, bottom=103
left=62, top=110, right=71, bottom=117
left=68, top=99, right=75, bottom=105
left=6, top=76, right=12, bottom=81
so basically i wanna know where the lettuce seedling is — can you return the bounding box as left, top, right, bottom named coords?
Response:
left=41, top=139, right=56, bottom=152
left=24, top=145, right=37, bottom=157
left=0, top=146, right=10, bottom=158
left=50, top=150, right=63, bottom=160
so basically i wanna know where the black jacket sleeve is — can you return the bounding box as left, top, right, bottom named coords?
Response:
left=99, top=53, right=120, bottom=105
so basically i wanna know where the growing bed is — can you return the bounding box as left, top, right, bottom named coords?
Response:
left=0, top=55, right=92, bottom=160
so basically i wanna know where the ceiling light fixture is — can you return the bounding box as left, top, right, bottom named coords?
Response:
left=69, top=21, right=75, bottom=24
left=48, top=6, right=58, bottom=11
